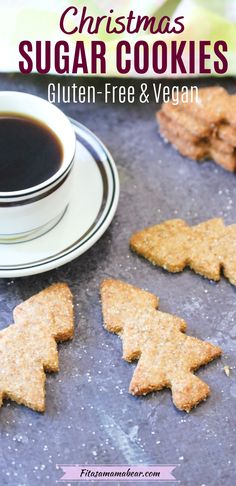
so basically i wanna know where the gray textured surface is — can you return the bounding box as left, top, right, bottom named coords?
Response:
left=0, top=75, right=235, bottom=486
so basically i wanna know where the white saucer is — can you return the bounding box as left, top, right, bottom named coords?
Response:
left=0, top=119, right=119, bottom=278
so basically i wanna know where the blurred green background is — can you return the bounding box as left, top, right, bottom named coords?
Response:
left=1, top=0, right=235, bottom=76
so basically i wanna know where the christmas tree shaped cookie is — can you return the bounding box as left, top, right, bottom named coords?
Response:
left=130, top=218, right=236, bottom=284
left=0, top=283, right=74, bottom=412
left=101, top=279, right=221, bottom=412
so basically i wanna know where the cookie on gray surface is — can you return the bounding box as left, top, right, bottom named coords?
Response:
left=101, top=279, right=222, bottom=412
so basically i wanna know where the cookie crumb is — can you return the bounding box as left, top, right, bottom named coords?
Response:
left=224, top=365, right=231, bottom=377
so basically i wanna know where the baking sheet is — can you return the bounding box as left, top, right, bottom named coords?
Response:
left=0, top=75, right=235, bottom=486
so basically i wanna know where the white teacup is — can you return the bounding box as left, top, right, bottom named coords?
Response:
left=0, top=91, right=76, bottom=243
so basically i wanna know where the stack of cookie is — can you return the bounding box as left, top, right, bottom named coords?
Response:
left=157, top=87, right=236, bottom=172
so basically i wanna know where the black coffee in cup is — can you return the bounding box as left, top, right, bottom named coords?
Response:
left=0, top=114, right=63, bottom=192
